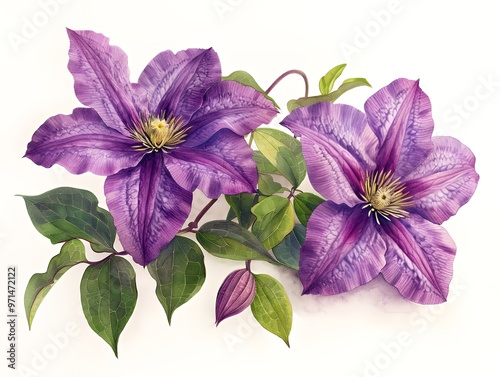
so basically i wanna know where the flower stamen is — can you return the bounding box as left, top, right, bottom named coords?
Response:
left=360, top=170, right=412, bottom=224
left=131, top=114, right=189, bottom=152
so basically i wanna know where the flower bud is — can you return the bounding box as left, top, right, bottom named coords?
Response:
left=215, top=269, right=256, bottom=325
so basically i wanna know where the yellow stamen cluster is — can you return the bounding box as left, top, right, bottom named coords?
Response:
left=131, top=114, right=189, bottom=152
left=360, top=170, right=412, bottom=224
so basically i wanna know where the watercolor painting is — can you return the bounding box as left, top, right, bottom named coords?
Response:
left=2, top=1, right=497, bottom=376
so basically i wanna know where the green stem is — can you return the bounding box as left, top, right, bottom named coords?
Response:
left=247, top=132, right=255, bottom=147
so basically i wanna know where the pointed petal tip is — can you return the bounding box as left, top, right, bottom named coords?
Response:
left=380, top=271, right=448, bottom=305
left=66, top=28, right=85, bottom=40
left=412, top=78, right=421, bottom=91
left=301, top=284, right=312, bottom=296
left=129, top=253, right=145, bottom=267
left=414, top=292, right=447, bottom=305
left=130, top=250, right=159, bottom=268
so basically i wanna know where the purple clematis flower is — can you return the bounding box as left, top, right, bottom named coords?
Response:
left=25, top=29, right=277, bottom=266
left=281, top=78, right=479, bottom=304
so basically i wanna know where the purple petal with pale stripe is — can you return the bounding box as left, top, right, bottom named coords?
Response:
left=381, top=215, right=456, bottom=304
left=165, top=129, right=257, bottom=198
left=67, top=29, right=144, bottom=134
left=186, top=81, right=278, bottom=146
left=404, top=136, right=479, bottom=224
left=25, top=108, right=144, bottom=175
left=365, top=78, right=434, bottom=177
left=215, top=269, right=256, bottom=325
left=104, top=154, right=192, bottom=266
left=281, top=102, right=376, bottom=206
left=299, top=201, right=386, bottom=295
left=138, top=48, right=221, bottom=121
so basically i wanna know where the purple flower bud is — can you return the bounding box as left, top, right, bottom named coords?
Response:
left=215, top=269, right=256, bottom=325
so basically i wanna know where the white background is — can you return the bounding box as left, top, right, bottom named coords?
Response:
left=1, top=1, right=498, bottom=376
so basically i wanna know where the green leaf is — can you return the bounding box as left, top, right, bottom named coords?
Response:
left=272, top=224, right=305, bottom=270
left=319, top=63, right=346, bottom=95
left=24, top=239, right=87, bottom=329
left=251, top=196, right=295, bottom=250
left=80, top=256, right=137, bottom=357
left=19, top=187, right=116, bottom=253
left=253, top=128, right=306, bottom=188
left=293, top=192, right=326, bottom=226
left=287, top=77, right=371, bottom=112
left=251, top=274, right=293, bottom=347
left=222, top=70, right=279, bottom=108
left=329, top=77, right=372, bottom=102
left=253, top=150, right=280, bottom=176
left=226, top=206, right=237, bottom=222
left=258, top=174, right=284, bottom=196
left=225, top=193, right=258, bottom=229
left=147, top=236, right=205, bottom=325
left=196, top=220, right=276, bottom=263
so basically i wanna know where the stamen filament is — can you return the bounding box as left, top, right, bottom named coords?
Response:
left=130, top=114, right=189, bottom=152
left=361, top=170, right=412, bottom=223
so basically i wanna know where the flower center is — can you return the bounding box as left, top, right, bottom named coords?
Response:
left=131, top=114, right=189, bottom=152
left=361, top=170, right=412, bottom=224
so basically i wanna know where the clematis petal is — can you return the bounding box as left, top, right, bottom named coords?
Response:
left=138, top=48, right=221, bottom=121
left=67, top=29, right=144, bottom=134
left=165, top=129, right=257, bottom=198
left=186, top=81, right=278, bottom=146
left=404, top=136, right=479, bottom=224
left=104, top=154, right=192, bottom=266
left=299, top=201, right=386, bottom=295
left=281, top=102, right=376, bottom=206
left=381, top=215, right=456, bottom=304
left=25, top=108, right=144, bottom=175
left=365, top=78, right=434, bottom=177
